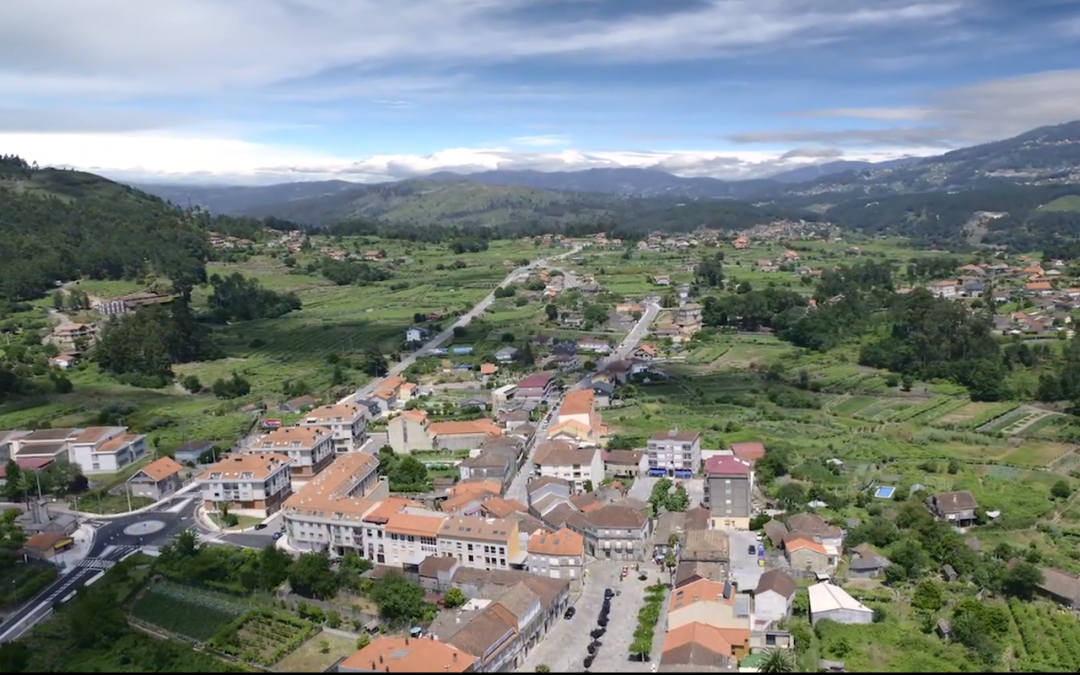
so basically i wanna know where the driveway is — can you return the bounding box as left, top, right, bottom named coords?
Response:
left=518, top=561, right=660, bottom=673
left=727, top=529, right=766, bottom=591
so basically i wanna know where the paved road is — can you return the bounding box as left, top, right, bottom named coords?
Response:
left=505, top=303, right=660, bottom=503
left=0, top=498, right=198, bottom=642
left=349, top=247, right=583, bottom=404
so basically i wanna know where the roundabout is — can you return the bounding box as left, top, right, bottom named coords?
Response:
left=122, top=519, right=167, bottom=536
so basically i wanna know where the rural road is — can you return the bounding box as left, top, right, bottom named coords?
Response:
left=347, top=246, right=583, bottom=404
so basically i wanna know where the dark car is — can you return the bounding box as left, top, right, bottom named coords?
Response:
left=564, top=606, right=576, bottom=620
left=747, top=544, right=757, bottom=555
left=254, top=523, right=268, bottom=531
left=272, top=531, right=284, bottom=541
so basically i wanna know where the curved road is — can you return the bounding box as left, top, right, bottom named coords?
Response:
left=0, top=497, right=199, bottom=642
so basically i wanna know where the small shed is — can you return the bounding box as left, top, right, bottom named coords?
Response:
left=941, top=564, right=958, bottom=583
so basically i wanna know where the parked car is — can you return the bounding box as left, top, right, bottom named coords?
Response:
left=564, top=606, right=576, bottom=620
left=604, top=588, right=615, bottom=598
left=272, top=531, right=283, bottom=541
left=254, top=523, right=268, bottom=531
left=747, top=544, right=757, bottom=555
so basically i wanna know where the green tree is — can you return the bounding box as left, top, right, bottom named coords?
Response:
left=664, top=485, right=690, bottom=512
left=356, top=633, right=372, bottom=650
left=648, top=478, right=673, bottom=515
left=776, top=481, right=807, bottom=510
left=443, top=587, right=467, bottom=608
left=545, top=304, right=558, bottom=321
left=1051, top=479, right=1072, bottom=499
left=368, top=572, right=430, bottom=626
left=338, top=551, right=374, bottom=591
left=182, top=374, right=202, bottom=393
left=758, top=647, right=797, bottom=673
left=1002, top=560, right=1043, bottom=600
left=911, top=580, right=945, bottom=612
left=0, top=509, right=27, bottom=555
left=288, top=552, right=340, bottom=600
left=257, top=544, right=295, bottom=591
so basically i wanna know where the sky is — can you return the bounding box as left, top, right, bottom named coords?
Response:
left=2, top=0, right=1080, bottom=185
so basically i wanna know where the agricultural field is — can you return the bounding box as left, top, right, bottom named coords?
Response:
left=1008, top=599, right=1080, bottom=670
left=274, top=632, right=359, bottom=673
left=211, top=610, right=315, bottom=667
left=131, top=582, right=252, bottom=641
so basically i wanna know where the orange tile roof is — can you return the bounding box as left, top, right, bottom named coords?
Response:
left=1026, top=281, right=1053, bottom=291
left=480, top=363, right=498, bottom=375
left=450, top=480, right=503, bottom=498
left=663, top=621, right=733, bottom=657
left=302, top=403, right=363, bottom=422
left=95, top=433, right=142, bottom=454
left=560, top=389, right=595, bottom=416
left=401, top=409, right=429, bottom=423
left=438, top=515, right=517, bottom=543
left=386, top=512, right=446, bottom=537
left=340, top=635, right=475, bottom=673
left=480, top=497, right=527, bottom=518
left=528, top=526, right=584, bottom=557
left=785, top=537, right=827, bottom=555
left=373, top=388, right=395, bottom=400
left=361, top=497, right=423, bottom=524
left=730, top=442, right=766, bottom=461
left=284, top=452, right=381, bottom=518
left=201, top=453, right=291, bottom=480
left=429, top=419, right=503, bottom=438
left=670, top=579, right=734, bottom=612
left=400, top=382, right=417, bottom=392
left=259, top=426, right=332, bottom=449
left=136, top=456, right=184, bottom=482
left=72, top=426, right=117, bottom=444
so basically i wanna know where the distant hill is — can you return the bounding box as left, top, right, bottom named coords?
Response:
left=764, top=157, right=921, bottom=184
left=131, top=179, right=363, bottom=214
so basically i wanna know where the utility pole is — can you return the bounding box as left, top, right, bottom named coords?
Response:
left=126, top=482, right=132, bottom=513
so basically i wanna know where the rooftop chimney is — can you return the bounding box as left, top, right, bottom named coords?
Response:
left=380, top=655, right=384, bottom=664
left=371, top=662, right=376, bottom=670
left=453, top=652, right=458, bottom=661
left=405, top=636, right=409, bottom=645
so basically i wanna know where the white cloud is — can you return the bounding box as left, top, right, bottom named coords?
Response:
left=0, top=130, right=936, bottom=185
left=510, top=134, right=570, bottom=147
left=0, top=0, right=966, bottom=100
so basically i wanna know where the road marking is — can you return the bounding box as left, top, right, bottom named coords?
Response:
left=76, top=558, right=116, bottom=571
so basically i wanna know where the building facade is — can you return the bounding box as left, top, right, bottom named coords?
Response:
left=253, top=426, right=336, bottom=477
left=647, top=430, right=702, bottom=478
left=298, top=403, right=368, bottom=453
left=703, top=455, right=753, bottom=530
left=282, top=452, right=386, bottom=555
left=437, top=515, right=524, bottom=571
left=200, top=453, right=293, bottom=517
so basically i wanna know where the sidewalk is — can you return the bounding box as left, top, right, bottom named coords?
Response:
left=55, top=522, right=96, bottom=572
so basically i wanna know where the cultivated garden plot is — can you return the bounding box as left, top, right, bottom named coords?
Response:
left=211, top=609, right=315, bottom=668
left=130, top=582, right=251, bottom=641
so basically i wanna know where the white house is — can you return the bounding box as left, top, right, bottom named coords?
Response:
left=298, top=403, right=368, bottom=453
left=532, top=441, right=604, bottom=493
left=69, top=428, right=148, bottom=474
left=808, top=582, right=874, bottom=625
left=406, top=327, right=429, bottom=343
left=754, top=569, right=797, bottom=626
left=361, top=498, right=446, bottom=567
left=199, top=453, right=294, bottom=517
left=253, top=426, right=336, bottom=477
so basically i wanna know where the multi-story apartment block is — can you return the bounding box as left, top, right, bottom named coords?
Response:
left=437, top=515, right=524, bottom=571
left=388, top=409, right=503, bottom=453
left=282, top=452, right=386, bottom=555
left=253, top=426, right=336, bottom=477
left=5, top=426, right=147, bottom=475
left=298, top=403, right=368, bottom=453
left=200, top=453, right=293, bottom=517
left=647, top=429, right=702, bottom=479
left=531, top=441, right=603, bottom=493
left=579, top=504, right=651, bottom=561
left=703, top=455, right=753, bottom=530
left=362, top=498, right=447, bottom=569
left=527, top=526, right=585, bottom=591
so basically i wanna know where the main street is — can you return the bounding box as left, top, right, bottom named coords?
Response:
left=505, top=301, right=660, bottom=503
left=0, top=495, right=199, bottom=643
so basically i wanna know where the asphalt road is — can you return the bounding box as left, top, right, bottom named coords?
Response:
left=0, top=498, right=198, bottom=642
left=505, top=303, right=660, bottom=503
left=349, top=246, right=582, bottom=403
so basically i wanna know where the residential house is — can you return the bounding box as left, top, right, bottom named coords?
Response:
left=279, top=394, right=320, bottom=413
left=418, top=555, right=460, bottom=593
left=527, top=526, right=585, bottom=591
left=674, top=560, right=726, bottom=589
left=497, top=409, right=531, bottom=430
left=580, top=503, right=651, bottom=561
left=660, top=622, right=740, bottom=672
left=560, top=312, right=584, bottom=328
left=634, top=343, right=658, bottom=361
left=1026, top=281, right=1055, bottom=296
left=674, top=303, right=703, bottom=326
left=808, top=582, right=873, bottom=625
left=458, top=453, right=514, bottom=492
left=338, top=635, right=476, bottom=673
left=786, top=513, right=844, bottom=550
left=652, top=511, right=686, bottom=560
left=576, top=337, right=611, bottom=354
left=648, top=429, right=702, bottom=479
left=532, top=335, right=554, bottom=348
left=253, top=426, right=336, bottom=477
left=929, top=280, right=959, bottom=298
left=480, top=363, right=498, bottom=384
left=50, top=322, right=96, bottom=351
left=532, top=441, right=603, bottom=493
left=703, top=456, right=753, bottom=530
left=173, top=439, right=213, bottom=464
left=666, top=579, right=752, bottom=657
left=784, top=537, right=834, bottom=575
left=494, top=347, right=519, bottom=363
left=362, top=498, right=447, bottom=568
left=48, top=354, right=78, bottom=369
left=7, top=428, right=79, bottom=464
left=388, top=409, right=503, bottom=453
left=299, top=403, right=368, bottom=454
left=282, top=452, right=385, bottom=555
left=199, top=453, right=293, bottom=517
left=515, top=372, right=555, bottom=402
left=591, top=379, right=614, bottom=406
left=406, top=326, right=430, bottom=343
left=549, top=352, right=580, bottom=371
left=754, top=569, right=797, bottom=626
left=603, top=449, right=644, bottom=478
left=848, top=543, right=891, bottom=578
left=927, top=490, right=979, bottom=527
left=371, top=376, right=409, bottom=414
left=126, top=456, right=185, bottom=500
left=440, top=482, right=503, bottom=517
left=525, top=476, right=571, bottom=510
left=653, top=275, right=671, bottom=286
left=437, top=515, right=525, bottom=571
left=68, top=427, right=149, bottom=474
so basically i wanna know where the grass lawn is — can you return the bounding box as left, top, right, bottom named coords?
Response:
left=274, top=632, right=359, bottom=672
left=78, top=493, right=154, bottom=515
left=1038, top=195, right=1080, bottom=212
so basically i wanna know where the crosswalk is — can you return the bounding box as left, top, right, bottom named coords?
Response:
left=76, top=558, right=116, bottom=571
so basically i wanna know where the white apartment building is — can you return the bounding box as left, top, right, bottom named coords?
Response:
left=200, top=453, right=293, bottom=517
left=66, top=426, right=148, bottom=474
left=298, top=403, right=368, bottom=453
left=362, top=498, right=446, bottom=568
left=282, top=452, right=386, bottom=555
left=527, top=527, right=585, bottom=591
left=437, top=515, right=524, bottom=571
left=254, top=426, right=336, bottom=477
left=532, top=441, right=604, bottom=493
left=646, top=429, right=702, bottom=479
